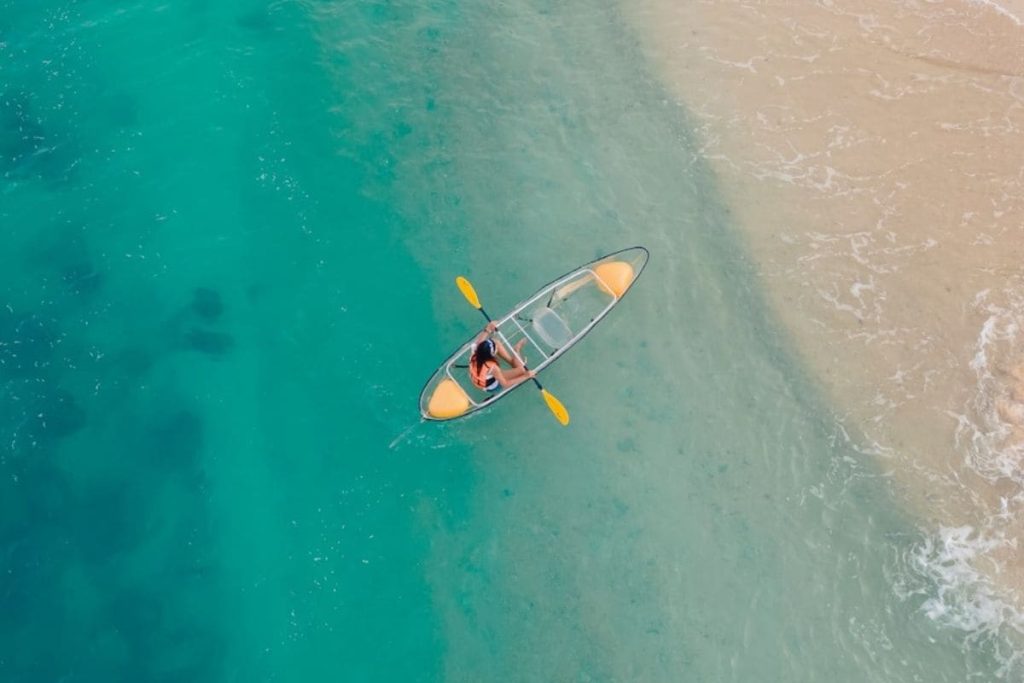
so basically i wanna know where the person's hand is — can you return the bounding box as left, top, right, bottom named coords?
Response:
left=527, top=369, right=537, bottom=379
left=485, top=321, right=497, bottom=333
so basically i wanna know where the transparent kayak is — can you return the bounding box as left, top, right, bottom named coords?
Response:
left=419, top=246, right=650, bottom=421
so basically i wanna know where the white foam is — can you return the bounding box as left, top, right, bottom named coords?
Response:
left=909, top=526, right=1020, bottom=632
left=949, top=282, right=1024, bottom=484
left=966, top=0, right=1024, bottom=26
left=897, top=525, right=1024, bottom=677
left=901, top=281, right=1024, bottom=672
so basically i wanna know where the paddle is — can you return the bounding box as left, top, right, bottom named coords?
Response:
left=455, top=276, right=570, bottom=426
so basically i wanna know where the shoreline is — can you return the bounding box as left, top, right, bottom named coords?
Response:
left=624, top=0, right=1024, bottom=616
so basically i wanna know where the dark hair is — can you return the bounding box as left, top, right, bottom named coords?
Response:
left=472, top=339, right=495, bottom=372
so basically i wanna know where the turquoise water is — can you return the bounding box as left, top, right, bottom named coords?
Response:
left=1, top=1, right=1018, bottom=681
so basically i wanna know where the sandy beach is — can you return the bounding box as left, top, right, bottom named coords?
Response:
left=622, top=0, right=1024, bottom=614
left=626, top=0, right=1024, bottom=614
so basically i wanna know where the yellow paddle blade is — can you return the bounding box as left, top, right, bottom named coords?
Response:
left=455, top=276, right=481, bottom=310
left=541, top=388, right=570, bottom=426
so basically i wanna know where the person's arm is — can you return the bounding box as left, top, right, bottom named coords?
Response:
left=472, top=320, right=498, bottom=346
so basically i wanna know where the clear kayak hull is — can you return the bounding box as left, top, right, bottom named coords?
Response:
left=419, top=246, right=650, bottom=421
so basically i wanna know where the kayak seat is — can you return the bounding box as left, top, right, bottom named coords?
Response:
left=532, top=306, right=572, bottom=349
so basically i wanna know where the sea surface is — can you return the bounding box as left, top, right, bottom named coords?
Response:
left=2, top=1, right=1020, bottom=681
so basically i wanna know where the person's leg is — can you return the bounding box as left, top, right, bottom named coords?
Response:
left=493, top=340, right=512, bottom=363
left=511, top=339, right=528, bottom=367
left=494, top=339, right=528, bottom=367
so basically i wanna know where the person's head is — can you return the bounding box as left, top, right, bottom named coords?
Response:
left=473, top=339, right=496, bottom=370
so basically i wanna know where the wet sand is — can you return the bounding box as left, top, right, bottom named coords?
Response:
left=625, top=0, right=1024, bottom=612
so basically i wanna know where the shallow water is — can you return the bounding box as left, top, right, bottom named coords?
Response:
left=1, top=0, right=1018, bottom=680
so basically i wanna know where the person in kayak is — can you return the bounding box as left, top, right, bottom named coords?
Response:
left=469, top=321, right=535, bottom=392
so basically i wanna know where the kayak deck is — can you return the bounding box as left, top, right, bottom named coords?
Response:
left=419, top=246, right=649, bottom=421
